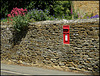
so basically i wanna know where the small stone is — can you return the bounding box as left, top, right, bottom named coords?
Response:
left=78, top=65, right=85, bottom=69
left=53, top=65, right=63, bottom=70
left=18, top=60, right=23, bottom=64
left=69, top=67, right=76, bottom=70
left=51, top=59, right=56, bottom=61
left=88, top=68, right=93, bottom=71
left=59, top=62, right=65, bottom=66
left=22, top=62, right=27, bottom=65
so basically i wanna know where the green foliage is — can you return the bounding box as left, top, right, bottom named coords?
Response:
left=71, top=5, right=94, bottom=19
left=1, top=0, right=96, bottom=21
left=27, top=9, right=49, bottom=21
left=12, top=15, right=29, bottom=32
left=26, top=1, right=36, bottom=10
left=1, top=0, right=76, bottom=21
left=82, top=12, right=94, bottom=19
left=53, top=1, right=71, bottom=18
left=26, top=0, right=72, bottom=20
left=1, top=18, right=8, bottom=22
left=1, top=0, right=30, bottom=18
left=1, top=0, right=72, bottom=19
left=1, top=0, right=9, bottom=18
left=70, top=3, right=78, bottom=19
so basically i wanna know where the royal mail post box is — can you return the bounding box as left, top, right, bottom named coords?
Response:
left=63, top=25, right=70, bottom=44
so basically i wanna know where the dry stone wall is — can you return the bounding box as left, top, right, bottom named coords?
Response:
left=72, top=1, right=99, bottom=16
left=1, top=18, right=99, bottom=74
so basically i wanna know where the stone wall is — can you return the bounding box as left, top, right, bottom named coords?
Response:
left=1, top=18, right=99, bottom=74
left=72, top=1, right=99, bottom=16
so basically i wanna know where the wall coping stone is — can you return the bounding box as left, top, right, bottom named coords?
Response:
left=29, top=18, right=99, bottom=25
left=1, top=18, right=99, bottom=28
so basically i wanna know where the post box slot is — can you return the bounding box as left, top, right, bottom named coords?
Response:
left=63, top=29, right=68, bottom=33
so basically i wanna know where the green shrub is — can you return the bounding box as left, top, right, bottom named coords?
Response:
left=1, top=0, right=9, bottom=18
left=26, top=1, right=72, bottom=20
left=27, top=8, right=49, bottom=21
left=53, top=1, right=71, bottom=18
left=12, top=15, right=29, bottom=32
left=1, top=0, right=73, bottom=21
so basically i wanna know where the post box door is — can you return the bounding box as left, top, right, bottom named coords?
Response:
left=63, top=25, right=70, bottom=44
left=63, top=33, right=69, bottom=44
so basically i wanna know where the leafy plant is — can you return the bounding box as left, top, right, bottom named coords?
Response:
left=70, top=3, right=79, bottom=19
left=90, top=15, right=99, bottom=19
left=52, top=1, right=71, bottom=19
left=26, top=1, right=72, bottom=20
left=27, top=8, right=49, bottom=21
left=7, top=7, right=28, bottom=32
left=1, top=0, right=30, bottom=18
left=0, top=0, right=9, bottom=18
left=7, top=7, right=27, bottom=17
left=12, top=15, right=29, bottom=32
left=0, top=18, right=8, bottom=22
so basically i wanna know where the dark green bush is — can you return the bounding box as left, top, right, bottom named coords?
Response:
left=27, top=8, right=49, bottom=21
left=1, top=0, right=9, bottom=18
left=1, top=0, right=72, bottom=20
left=53, top=1, right=71, bottom=18
left=26, top=0, right=72, bottom=20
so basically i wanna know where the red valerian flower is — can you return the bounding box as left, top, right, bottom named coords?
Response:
left=12, top=14, right=14, bottom=17
left=15, top=11, right=18, bottom=15
left=7, top=7, right=28, bottom=22
left=7, top=14, right=12, bottom=17
left=22, top=13, right=25, bottom=16
left=24, top=8, right=27, bottom=12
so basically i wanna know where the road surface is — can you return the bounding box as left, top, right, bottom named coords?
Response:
left=1, top=63, right=85, bottom=75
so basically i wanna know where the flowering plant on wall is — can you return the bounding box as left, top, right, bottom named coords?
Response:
left=7, top=7, right=27, bottom=17
left=7, top=7, right=29, bottom=32
left=90, top=15, right=99, bottom=19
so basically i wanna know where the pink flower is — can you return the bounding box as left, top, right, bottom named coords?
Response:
left=15, top=7, right=18, bottom=9
left=23, top=13, right=25, bottom=15
left=15, top=11, right=18, bottom=15
left=24, top=8, right=27, bottom=12
left=19, top=11, right=21, bottom=14
left=17, top=9, right=20, bottom=12
left=7, top=14, right=12, bottom=17
left=21, top=8, right=24, bottom=11
left=71, top=8, right=73, bottom=14
left=7, top=7, right=27, bottom=18
left=11, top=11, right=12, bottom=14
left=11, top=10, right=14, bottom=13
left=12, top=14, right=14, bottom=17
left=15, top=14, right=18, bottom=16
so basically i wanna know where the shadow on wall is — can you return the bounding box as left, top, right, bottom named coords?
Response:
left=9, top=27, right=29, bottom=48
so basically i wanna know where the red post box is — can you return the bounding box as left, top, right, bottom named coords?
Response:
left=63, top=25, right=70, bottom=44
